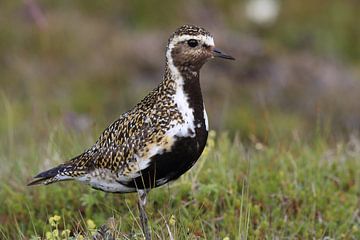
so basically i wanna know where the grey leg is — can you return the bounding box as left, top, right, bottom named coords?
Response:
left=137, top=189, right=151, bottom=240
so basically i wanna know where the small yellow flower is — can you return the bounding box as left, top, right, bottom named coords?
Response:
left=53, top=215, right=61, bottom=222
left=61, top=229, right=71, bottom=237
left=49, top=217, right=55, bottom=226
left=52, top=229, right=59, bottom=237
left=223, top=237, right=230, bottom=240
left=75, top=234, right=84, bottom=240
left=45, top=231, right=53, bottom=240
left=86, top=219, right=96, bottom=230
left=169, top=215, right=176, bottom=226
left=49, top=215, right=61, bottom=227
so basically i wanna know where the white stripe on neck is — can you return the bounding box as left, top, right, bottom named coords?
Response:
left=165, top=43, right=196, bottom=138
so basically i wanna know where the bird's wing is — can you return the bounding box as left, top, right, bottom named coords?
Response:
left=28, top=94, right=176, bottom=186
left=70, top=109, right=171, bottom=174
left=27, top=140, right=147, bottom=186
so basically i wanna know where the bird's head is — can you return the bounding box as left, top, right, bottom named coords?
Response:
left=166, top=25, right=235, bottom=73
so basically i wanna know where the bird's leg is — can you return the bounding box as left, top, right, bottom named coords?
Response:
left=137, top=189, right=151, bottom=240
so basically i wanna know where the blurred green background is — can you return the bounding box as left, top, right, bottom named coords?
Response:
left=0, top=0, right=359, bottom=238
left=1, top=0, right=360, bottom=144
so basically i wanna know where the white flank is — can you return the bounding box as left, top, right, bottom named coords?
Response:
left=203, top=107, right=209, bottom=131
left=78, top=170, right=135, bottom=193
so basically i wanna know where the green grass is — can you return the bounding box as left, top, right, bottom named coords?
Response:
left=0, top=99, right=359, bottom=239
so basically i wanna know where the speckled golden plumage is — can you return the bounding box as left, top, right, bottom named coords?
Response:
left=29, top=77, right=182, bottom=185
left=28, top=25, right=234, bottom=193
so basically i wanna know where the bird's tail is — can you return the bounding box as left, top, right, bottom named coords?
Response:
left=27, top=164, right=73, bottom=186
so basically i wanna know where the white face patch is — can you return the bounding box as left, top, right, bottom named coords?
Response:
left=169, top=34, right=215, bottom=48
left=165, top=33, right=215, bottom=81
left=165, top=34, right=214, bottom=69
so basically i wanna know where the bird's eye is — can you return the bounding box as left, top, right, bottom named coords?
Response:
left=187, top=39, right=198, bottom=48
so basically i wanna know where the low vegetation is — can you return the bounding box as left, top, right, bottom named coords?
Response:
left=0, top=121, right=359, bottom=238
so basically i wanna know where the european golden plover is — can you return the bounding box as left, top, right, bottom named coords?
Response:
left=28, top=25, right=234, bottom=239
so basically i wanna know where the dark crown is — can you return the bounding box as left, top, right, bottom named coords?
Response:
left=168, top=25, right=212, bottom=42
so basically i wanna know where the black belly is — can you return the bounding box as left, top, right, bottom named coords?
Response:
left=124, top=129, right=208, bottom=190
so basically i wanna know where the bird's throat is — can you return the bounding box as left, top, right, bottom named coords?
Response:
left=165, top=62, right=204, bottom=115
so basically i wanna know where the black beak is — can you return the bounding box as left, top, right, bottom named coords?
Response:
left=213, top=48, right=235, bottom=60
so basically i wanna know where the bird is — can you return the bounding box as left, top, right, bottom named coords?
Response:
left=28, top=24, right=234, bottom=239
